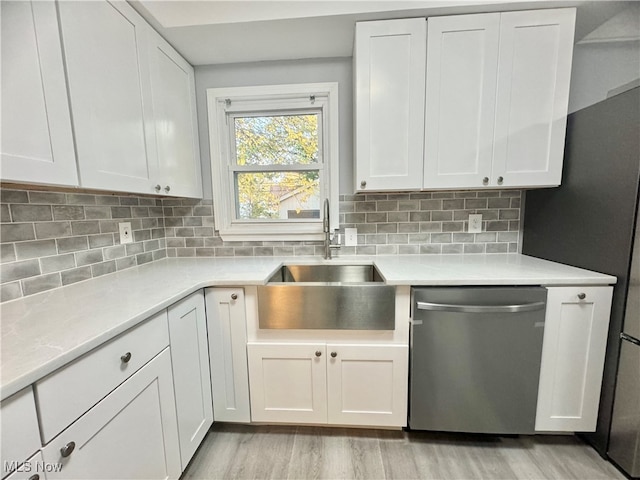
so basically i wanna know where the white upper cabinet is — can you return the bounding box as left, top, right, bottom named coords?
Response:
left=58, top=0, right=157, bottom=195
left=148, top=31, right=203, bottom=198
left=492, top=9, right=576, bottom=188
left=354, top=18, right=426, bottom=192
left=423, top=13, right=500, bottom=189
left=357, top=8, right=575, bottom=192
left=0, top=0, right=78, bottom=186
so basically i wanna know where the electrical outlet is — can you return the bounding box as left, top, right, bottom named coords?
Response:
left=119, top=222, right=133, bottom=244
left=345, top=228, right=358, bottom=246
left=468, top=214, right=483, bottom=233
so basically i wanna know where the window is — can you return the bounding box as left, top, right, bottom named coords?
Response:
left=207, top=83, right=338, bottom=241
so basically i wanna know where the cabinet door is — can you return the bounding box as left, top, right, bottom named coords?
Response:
left=0, top=0, right=77, bottom=186
left=58, top=0, right=157, bottom=194
left=327, top=344, right=408, bottom=427
left=354, top=18, right=426, bottom=192
left=206, top=288, right=251, bottom=423
left=0, top=387, right=41, bottom=477
left=41, top=348, right=181, bottom=480
left=247, top=343, right=327, bottom=424
left=167, top=290, right=213, bottom=470
left=4, top=451, right=45, bottom=480
left=536, top=286, right=613, bottom=432
left=148, top=32, right=202, bottom=198
left=492, top=8, right=576, bottom=188
left=423, top=14, right=500, bottom=189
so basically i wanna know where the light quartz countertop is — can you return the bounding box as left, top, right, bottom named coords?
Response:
left=0, top=254, right=615, bottom=401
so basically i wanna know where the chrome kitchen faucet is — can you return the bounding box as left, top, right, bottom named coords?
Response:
left=323, top=198, right=340, bottom=260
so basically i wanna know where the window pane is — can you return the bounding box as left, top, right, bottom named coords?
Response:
left=234, top=114, right=319, bottom=166
left=235, top=171, right=320, bottom=220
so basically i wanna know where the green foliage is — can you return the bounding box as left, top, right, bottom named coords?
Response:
left=234, top=114, right=320, bottom=219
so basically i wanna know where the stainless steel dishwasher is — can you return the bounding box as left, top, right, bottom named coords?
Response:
left=409, top=287, right=547, bottom=434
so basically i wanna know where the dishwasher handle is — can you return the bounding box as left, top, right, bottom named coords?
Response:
left=416, top=301, right=546, bottom=314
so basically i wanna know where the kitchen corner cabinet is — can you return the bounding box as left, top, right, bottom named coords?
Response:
left=206, top=288, right=251, bottom=423
left=0, top=0, right=78, bottom=187
left=353, top=18, right=426, bottom=192
left=248, top=343, right=408, bottom=427
left=19, top=0, right=204, bottom=197
left=535, top=286, right=613, bottom=432
left=148, top=31, right=203, bottom=198
left=58, top=0, right=158, bottom=195
left=41, top=348, right=182, bottom=480
left=424, top=8, right=575, bottom=190
left=167, top=290, right=213, bottom=469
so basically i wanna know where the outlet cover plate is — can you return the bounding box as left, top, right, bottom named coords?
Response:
left=119, top=222, right=133, bottom=244
left=345, top=228, right=358, bottom=246
left=468, top=214, right=482, bottom=234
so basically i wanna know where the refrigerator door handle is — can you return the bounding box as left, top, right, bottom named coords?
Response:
left=621, top=332, right=640, bottom=346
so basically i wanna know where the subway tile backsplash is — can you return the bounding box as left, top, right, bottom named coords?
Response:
left=1, top=188, right=166, bottom=302
left=1, top=187, right=522, bottom=302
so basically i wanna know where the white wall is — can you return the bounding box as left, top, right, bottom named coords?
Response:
left=195, top=57, right=353, bottom=199
left=568, top=41, right=640, bottom=113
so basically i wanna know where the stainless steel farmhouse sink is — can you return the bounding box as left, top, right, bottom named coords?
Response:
left=257, top=264, right=395, bottom=330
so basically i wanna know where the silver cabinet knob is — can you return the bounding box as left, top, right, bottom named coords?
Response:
left=28, top=475, right=40, bottom=480
left=154, top=184, right=161, bottom=192
left=497, top=176, right=504, bottom=185
left=315, top=350, right=322, bottom=357
left=231, top=293, right=238, bottom=300
left=121, top=352, right=132, bottom=363
left=578, top=293, right=586, bottom=300
left=164, top=185, right=171, bottom=193
left=60, top=441, right=76, bottom=458
left=360, top=180, right=367, bottom=188
left=330, top=352, right=337, bottom=358
left=482, top=177, right=489, bottom=185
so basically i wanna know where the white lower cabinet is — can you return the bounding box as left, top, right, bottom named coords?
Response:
left=535, top=286, right=613, bottom=432
left=248, top=342, right=408, bottom=427
left=327, top=344, right=408, bottom=427
left=41, top=348, right=181, bottom=480
left=248, top=343, right=327, bottom=424
left=206, top=288, right=251, bottom=423
left=167, top=291, right=213, bottom=469
left=0, top=387, right=41, bottom=480
left=4, top=451, right=46, bottom=480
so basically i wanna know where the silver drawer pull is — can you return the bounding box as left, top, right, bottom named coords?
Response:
left=60, top=441, right=75, bottom=458
left=578, top=293, right=586, bottom=300
left=315, top=350, right=322, bottom=357
left=120, top=352, right=132, bottom=363
left=29, top=475, right=40, bottom=480
left=416, top=301, right=546, bottom=314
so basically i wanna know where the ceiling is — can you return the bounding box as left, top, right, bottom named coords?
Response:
left=129, top=1, right=637, bottom=65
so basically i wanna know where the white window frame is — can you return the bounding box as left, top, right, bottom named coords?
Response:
left=207, top=83, right=339, bottom=242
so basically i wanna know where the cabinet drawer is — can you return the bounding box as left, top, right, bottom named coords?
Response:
left=41, top=348, right=181, bottom=480
left=0, top=388, right=40, bottom=478
left=36, top=311, right=169, bottom=443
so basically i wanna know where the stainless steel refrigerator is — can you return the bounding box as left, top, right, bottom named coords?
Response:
left=522, top=86, right=640, bottom=477
left=608, top=214, right=640, bottom=477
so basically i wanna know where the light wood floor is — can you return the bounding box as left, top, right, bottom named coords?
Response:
left=182, top=424, right=624, bottom=480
